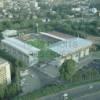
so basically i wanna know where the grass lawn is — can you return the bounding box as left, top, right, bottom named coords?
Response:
left=27, top=39, right=49, bottom=49
left=27, top=39, right=59, bottom=62
left=39, top=49, right=59, bottom=62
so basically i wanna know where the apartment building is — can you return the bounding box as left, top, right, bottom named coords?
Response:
left=0, top=58, right=11, bottom=85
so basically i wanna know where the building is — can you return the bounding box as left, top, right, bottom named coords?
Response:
left=40, top=31, right=92, bottom=64
left=49, top=37, right=92, bottom=64
left=2, top=30, right=18, bottom=37
left=90, top=8, right=98, bottom=14
left=72, top=7, right=81, bottom=12
left=0, top=0, right=12, bottom=8
left=0, top=58, right=11, bottom=85
left=1, top=38, right=40, bottom=67
left=0, top=0, right=4, bottom=8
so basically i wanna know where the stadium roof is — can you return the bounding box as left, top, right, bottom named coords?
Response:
left=49, top=38, right=92, bottom=56
left=2, top=30, right=17, bottom=37
left=2, top=38, right=40, bottom=55
left=40, top=31, right=74, bottom=41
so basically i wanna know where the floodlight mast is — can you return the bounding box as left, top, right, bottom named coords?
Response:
left=36, top=23, right=39, bottom=34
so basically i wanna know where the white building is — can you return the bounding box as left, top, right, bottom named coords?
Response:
left=49, top=37, right=92, bottom=64
left=1, top=38, right=40, bottom=67
left=0, top=0, right=12, bottom=8
left=72, top=7, right=81, bottom=12
left=2, top=30, right=18, bottom=37
left=0, top=58, right=11, bottom=85
left=91, top=8, right=98, bottom=14
left=0, top=0, right=4, bottom=8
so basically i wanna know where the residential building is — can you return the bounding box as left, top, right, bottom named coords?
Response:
left=0, top=0, right=12, bottom=8
left=0, top=58, right=11, bottom=85
left=0, top=0, right=3, bottom=8
left=1, top=38, right=40, bottom=67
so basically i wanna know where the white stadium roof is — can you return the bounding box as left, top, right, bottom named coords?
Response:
left=2, top=38, right=40, bottom=55
left=2, top=30, right=17, bottom=37
left=49, top=38, right=92, bottom=56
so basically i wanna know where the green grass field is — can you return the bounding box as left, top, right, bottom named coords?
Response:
left=27, top=39, right=49, bottom=49
left=39, top=49, right=59, bottom=62
left=27, top=39, right=59, bottom=62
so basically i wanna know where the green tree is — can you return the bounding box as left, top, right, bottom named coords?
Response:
left=0, top=85, right=5, bottom=99
left=0, top=33, right=3, bottom=42
left=59, top=59, right=76, bottom=80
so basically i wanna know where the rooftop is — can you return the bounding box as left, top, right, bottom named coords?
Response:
left=2, top=29, right=17, bottom=34
left=2, top=38, right=40, bottom=55
left=49, top=37, right=92, bottom=56
left=40, top=31, right=74, bottom=41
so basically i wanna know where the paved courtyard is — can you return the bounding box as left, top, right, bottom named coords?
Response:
left=20, top=69, right=41, bottom=94
left=20, top=66, right=58, bottom=95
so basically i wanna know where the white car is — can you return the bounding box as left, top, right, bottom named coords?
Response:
left=63, top=93, right=68, bottom=100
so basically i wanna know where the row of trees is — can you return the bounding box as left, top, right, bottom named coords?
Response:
left=1, top=19, right=99, bottom=37
left=44, top=19, right=100, bottom=36
left=0, top=19, right=34, bottom=31
left=59, top=59, right=100, bottom=82
left=71, top=67, right=100, bottom=82
left=0, top=83, right=20, bottom=100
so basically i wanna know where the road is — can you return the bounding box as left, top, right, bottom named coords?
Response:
left=39, top=82, right=100, bottom=100
left=74, top=91, right=100, bottom=100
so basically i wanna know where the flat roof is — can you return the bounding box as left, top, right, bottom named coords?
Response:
left=2, top=29, right=17, bottom=34
left=40, top=31, right=74, bottom=41
left=49, top=38, right=92, bottom=56
left=2, top=38, right=40, bottom=55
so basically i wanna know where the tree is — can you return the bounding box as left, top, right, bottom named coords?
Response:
left=0, top=85, right=5, bottom=99
left=3, top=0, right=38, bottom=20
left=0, top=33, right=3, bottom=42
left=59, top=59, right=76, bottom=80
